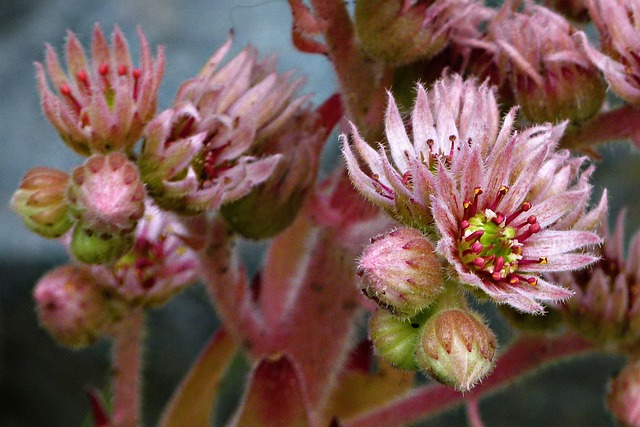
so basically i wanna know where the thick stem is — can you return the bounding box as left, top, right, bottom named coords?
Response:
left=112, top=308, right=145, bottom=427
left=308, top=0, right=381, bottom=136
left=560, top=104, right=640, bottom=150
left=344, top=332, right=594, bottom=427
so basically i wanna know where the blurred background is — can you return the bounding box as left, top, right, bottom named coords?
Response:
left=0, top=0, right=636, bottom=425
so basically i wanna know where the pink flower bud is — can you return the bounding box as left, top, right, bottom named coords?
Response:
left=11, top=167, right=73, bottom=238
left=359, top=227, right=443, bottom=318
left=67, top=152, right=145, bottom=235
left=368, top=308, right=423, bottom=370
left=607, top=360, right=640, bottom=426
left=416, top=307, right=496, bottom=391
left=34, top=265, right=124, bottom=348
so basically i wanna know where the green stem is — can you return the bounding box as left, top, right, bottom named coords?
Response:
left=112, top=308, right=145, bottom=427
left=344, top=332, right=594, bottom=427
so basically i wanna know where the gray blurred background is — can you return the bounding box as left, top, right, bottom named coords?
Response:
left=0, top=0, right=636, bottom=426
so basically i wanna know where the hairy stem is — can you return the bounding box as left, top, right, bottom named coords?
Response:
left=344, top=332, right=594, bottom=427
left=560, top=104, right=640, bottom=150
left=308, top=0, right=381, bottom=136
left=112, top=308, right=145, bottom=427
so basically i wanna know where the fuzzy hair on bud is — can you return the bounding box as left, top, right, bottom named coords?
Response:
left=416, top=307, right=496, bottom=391
left=359, top=227, right=443, bottom=318
left=34, top=265, right=123, bottom=348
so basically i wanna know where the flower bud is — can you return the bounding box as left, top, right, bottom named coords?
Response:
left=416, top=307, right=496, bottom=391
left=359, top=228, right=443, bottom=318
left=70, top=224, right=134, bottom=265
left=34, top=265, right=123, bottom=348
left=607, top=360, right=640, bottom=427
left=67, top=152, right=145, bottom=235
left=368, top=308, right=424, bottom=370
left=11, top=167, right=73, bottom=238
left=355, top=0, right=472, bottom=65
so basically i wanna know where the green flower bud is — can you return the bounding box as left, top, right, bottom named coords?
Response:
left=368, top=308, right=425, bottom=370
left=11, top=167, right=73, bottom=238
left=70, top=224, right=134, bottom=265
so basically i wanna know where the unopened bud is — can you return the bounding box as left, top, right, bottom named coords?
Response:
left=67, top=152, right=145, bottom=235
left=368, top=308, right=425, bottom=370
left=355, top=0, right=469, bottom=65
left=607, top=360, right=640, bottom=427
left=70, top=224, right=134, bottom=265
left=416, top=307, right=496, bottom=391
left=359, top=228, right=443, bottom=318
left=11, top=167, right=73, bottom=238
left=34, top=265, right=123, bottom=348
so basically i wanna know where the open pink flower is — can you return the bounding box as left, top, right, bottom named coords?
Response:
left=431, top=114, right=602, bottom=313
left=36, top=24, right=164, bottom=155
left=342, top=74, right=499, bottom=230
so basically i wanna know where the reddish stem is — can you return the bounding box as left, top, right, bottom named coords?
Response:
left=111, top=308, right=145, bottom=427
left=560, top=104, right=640, bottom=150
left=308, top=0, right=381, bottom=135
left=344, top=333, right=594, bottom=427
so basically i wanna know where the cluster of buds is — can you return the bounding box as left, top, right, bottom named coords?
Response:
left=473, top=0, right=605, bottom=123
left=607, top=359, right=640, bottom=426
left=367, top=289, right=497, bottom=391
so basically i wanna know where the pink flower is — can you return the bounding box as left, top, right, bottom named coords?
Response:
left=575, top=0, right=640, bottom=104
left=91, top=201, right=199, bottom=308
left=431, top=113, right=602, bottom=313
left=139, top=35, right=310, bottom=215
left=342, top=74, right=499, bottom=230
left=36, top=24, right=164, bottom=155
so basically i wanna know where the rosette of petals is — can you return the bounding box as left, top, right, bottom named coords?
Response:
left=552, top=209, right=640, bottom=353
left=354, top=0, right=477, bottom=65
left=140, top=35, right=308, bottom=215
left=140, top=104, right=281, bottom=215
left=36, top=24, right=164, bottom=155
left=342, top=74, right=499, bottom=231
left=479, top=1, right=604, bottom=123
left=431, top=116, right=602, bottom=314
left=575, top=0, right=640, bottom=104
left=91, top=201, right=199, bottom=308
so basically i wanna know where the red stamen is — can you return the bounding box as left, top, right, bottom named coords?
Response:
left=473, top=257, right=485, bottom=267
left=59, top=84, right=82, bottom=115
left=492, top=213, right=505, bottom=225
left=465, top=229, right=484, bottom=243
left=490, top=185, right=509, bottom=212
left=505, top=201, right=532, bottom=225
left=515, top=222, right=541, bottom=242
left=471, top=242, right=483, bottom=254
left=494, top=256, right=505, bottom=272
left=117, top=64, right=128, bottom=76
left=132, top=68, right=141, bottom=100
